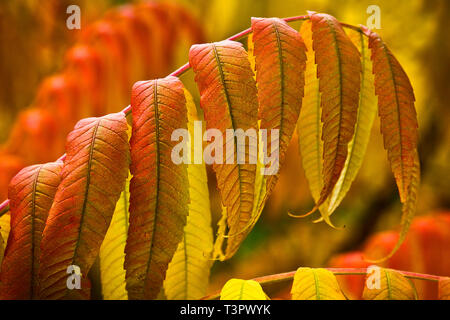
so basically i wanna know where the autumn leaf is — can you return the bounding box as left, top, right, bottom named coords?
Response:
left=362, top=268, right=417, bottom=300
left=0, top=161, right=62, bottom=299
left=362, top=26, right=418, bottom=203
left=296, top=20, right=330, bottom=219
left=327, top=29, right=378, bottom=215
left=98, top=124, right=132, bottom=300
left=221, top=122, right=269, bottom=252
left=0, top=232, right=4, bottom=268
left=220, top=279, right=268, bottom=300
left=251, top=17, right=307, bottom=195
left=438, top=278, right=450, bottom=300
left=0, top=210, right=10, bottom=267
left=223, top=37, right=267, bottom=243
left=164, top=89, right=214, bottom=300
left=308, top=12, right=361, bottom=216
left=189, top=40, right=258, bottom=259
left=0, top=212, right=10, bottom=249
left=290, top=267, right=346, bottom=300
left=99, top=174, right=131, bottom=300
left=37, top=112, right=130, bottom=300
left=125, top=76, right=189, bottom=300
left=222, top=16, right=307, bottom=254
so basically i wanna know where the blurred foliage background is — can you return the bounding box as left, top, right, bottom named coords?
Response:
left=0, top=0, right=449, bottom=297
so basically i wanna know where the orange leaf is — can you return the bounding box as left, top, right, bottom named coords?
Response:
left=189, top=40, right=258, bottom=258
left=37, top=112, right=130, bottom=300
left=439, top=278, right=450, bottom=300
left=64, top=45, right=106, bottom=116
left=125, top=76, right=189, bottom=299
left=362, top=26, right=418, bottom=203
left=0, top=153, right=25, bottom=200
left=309, top=13, right=361, bottom=209
left=35, top=75, right=82, bottom=131
left=0, top=162, right=62, bottom=299
left=4, top=108, right=62, bottom=164
left=251, top=17, right=307, bottom=196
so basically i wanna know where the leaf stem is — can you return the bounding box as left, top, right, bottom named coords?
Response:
left=0, top=199, right=9, bottom=217
left=202, top=267, right=446, bottom=300
left=169, top=15, right=310, bottom=78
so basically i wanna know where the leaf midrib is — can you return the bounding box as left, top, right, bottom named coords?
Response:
left=273, top=22, right=285, bottom=157
left=72, top=121, right=100, bottom=265
left=330, top=32, right=367, bottom=210
left=212, top=44, right=245, bottom=230
left=30, top=164, right=43, bottom=298
left=144, top=80, right=161, bottom=292
left=323, top=16, right=344, bottom=196
left=380, top=40, right=406, bottom=197
left=67, top=119, right=101, bottom=297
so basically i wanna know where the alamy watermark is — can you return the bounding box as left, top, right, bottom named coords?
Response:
left=366, top=265, right=381, bottom=290
left=366, top=5, right=381, bottom=30
left=66, top=5, right=81, bottom=30
left=66, top=265, right=81, bottom=290
left=171, top=121, right=280, bottom=175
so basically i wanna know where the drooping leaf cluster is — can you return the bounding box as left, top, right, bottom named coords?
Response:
left=0, top=13, right=419, bottom=299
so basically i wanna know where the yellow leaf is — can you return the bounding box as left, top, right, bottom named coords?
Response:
left=327, top=29, right=377, bottom=214
left=0, top=228, right=4, bottom=267
left=438, top=278, right=450, bottom=300
left=220, top=279, right=268, bottom=300
left=296, top=20, right=330, bottom=221
left=247, top=34, right=256, bottom=74
left=213, top=205, right=228, bottom=261
left=0, top=212, right=10, bottom=266
left=362, top=268, right=417, bottom=300
left=99, top=175, right=130, bottom=300
left=164, top=90, right=214, bottom=300
left=0, top=212, right=10, bottom=249
left=291, top=267, right=346, bottom=300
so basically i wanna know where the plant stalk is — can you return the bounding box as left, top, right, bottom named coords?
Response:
left=202, top=267, right=446, bottom=300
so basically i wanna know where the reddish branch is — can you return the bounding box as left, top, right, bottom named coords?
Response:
left=201, top=267, right=446, bottom=300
